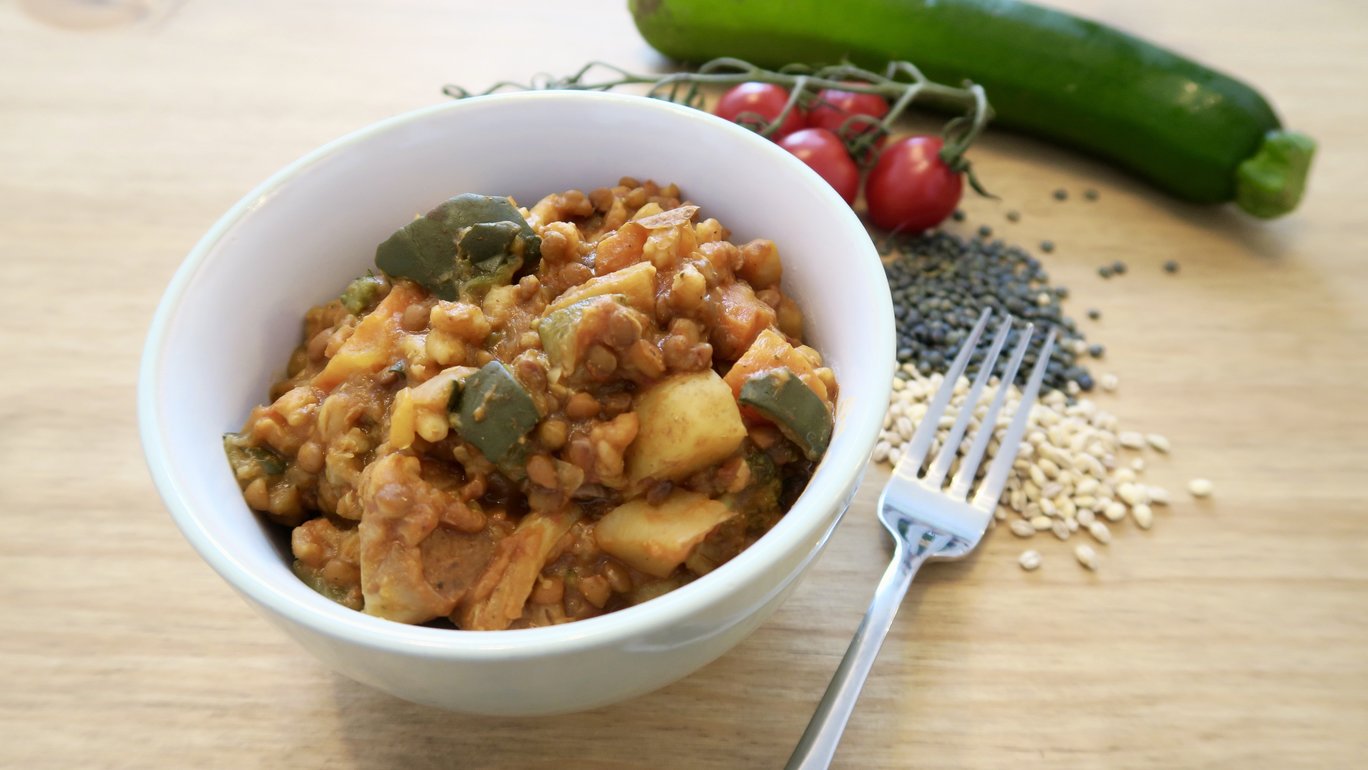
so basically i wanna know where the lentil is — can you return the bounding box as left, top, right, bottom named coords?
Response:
left=1163, top=260, right=1180, bottom=273
left=1084, top=188, right=1100, bottom=201
left=882, top=230, right=1093, bottom=393
left=1053, top=188, right=1068, bottom=201
left=1006, top=210, right=1021, bottom=223
left=1087, top=308, right=1101, bottom=320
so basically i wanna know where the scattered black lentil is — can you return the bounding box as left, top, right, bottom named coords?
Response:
left=951, top=209, right=966, bottom=222
left=1111, top=260, right=1127, bottom=275
left=1098, top=265, right=1113, bottom=279
left=1084, top=188, right=1100, bottom=201
left=882, top=230, right=1092, bottom=393
left=977, top=224, right=993, bottom=239
left=1087, top=308, right=1101, bottom=320
left=1164, top=259, right=1180, bottom=274
left=1089, top=343, right=1105, bottom=358
left=1040, top=240, right=1055, bottom=253
left=1006, top=210, right=1021, bottom=223
left=1053, top=188, right=1068, bottom=201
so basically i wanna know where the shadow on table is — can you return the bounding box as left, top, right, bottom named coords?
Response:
left=324, top=633, right=806, bottom=770
left=321, top=553, right=978, bottom=770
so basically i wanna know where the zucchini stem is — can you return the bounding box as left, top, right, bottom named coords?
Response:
left=1235, top=130, right=1316, bottom=219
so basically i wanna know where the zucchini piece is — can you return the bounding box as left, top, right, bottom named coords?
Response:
left=223, top=434, right=286, bottom=476
left=339, top=273, right=387, bottom=315
left=739, top=368, right=833, bottom=461
left=538, top=294, right=627, bottom=373
left=539, top=294, right=650, bottom=380
left=375, top=193, right=541, bottom=301
left=448, top=360, right=540, bottom=464
left=630, top=0, right=1316, bottom=217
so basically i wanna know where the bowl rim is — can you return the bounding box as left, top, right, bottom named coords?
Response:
left=138, top=90, right=894, bottom=660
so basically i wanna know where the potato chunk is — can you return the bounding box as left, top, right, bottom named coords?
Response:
left=626, top=369, right=746, bottom=484
left=595, top=490, right=736, bottom=578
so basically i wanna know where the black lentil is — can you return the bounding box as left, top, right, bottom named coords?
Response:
left=1087, top=308, right=1101, bottom=320
left=1006, top=210, right=1021, bottom=223
left=1040, top=240, right=1055, bottom=253
left=1164, top=260, right=1180, bottom=273
left=883, top=230, right=1092, bottom=393
left=1053, top=188, right=1068, bottom=201
left=951, top=209, right=966, bottom=222
left=1098, top=266, right=1113, bottom=279
left=977, top=225, right=993, bottom=239
left=1111, top=260, right=1127, bottom=275
left=1084, top=188, right=1100, bottom=201
left=1089, top=343, right=1105, bottom=358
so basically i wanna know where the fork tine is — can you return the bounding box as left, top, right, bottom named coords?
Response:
left=894, top=308, right=991, bottom=475
left=971, top=328, right=1057, bottom=510
left=921, top=315, right=1013, bottom=491
left=948, top=323, right=1035, bottom=500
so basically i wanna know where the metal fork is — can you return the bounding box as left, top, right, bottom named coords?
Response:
left=786, top=309, right=1056, bottom=770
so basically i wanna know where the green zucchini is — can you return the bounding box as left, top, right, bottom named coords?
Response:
left=339, top=273, right=386, bottom=315
left=629, top=0, right=1315, bottom=217
left=376, top=193, right=541, bottom=300
left=738, top=369, right=833, bottom=461
left=448, top=360, right=541, bottom=465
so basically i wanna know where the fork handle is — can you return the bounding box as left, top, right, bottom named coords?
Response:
left=784, top=542, right=931, bottom=770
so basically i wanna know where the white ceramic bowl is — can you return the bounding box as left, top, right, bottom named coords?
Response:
left=139, top=91, right=894, bottom=716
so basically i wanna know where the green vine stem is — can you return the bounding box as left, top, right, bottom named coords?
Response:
left=443, top=57, right=993, bottom=176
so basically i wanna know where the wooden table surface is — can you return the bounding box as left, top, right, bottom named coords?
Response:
left=3, top=1, right=1365, bottom=767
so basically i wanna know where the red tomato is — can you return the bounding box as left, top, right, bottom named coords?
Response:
left=808, top=86, right=889, bottom=143
left=778, top=128, right=861, bottom=204
left=714, top=82, right=807, bottom=140
left=864, top=135, right=963, bottom=232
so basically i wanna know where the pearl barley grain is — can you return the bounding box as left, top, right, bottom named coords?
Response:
left=877, top=364, right=1183, bottom=572
left=1189, top=478, right=1214, bottom=498
left=1019, top=550, right=1042, bottom=571
left=1132, top=504, right=1154, bottom=530
left=1074, top=544, right=1099, bottom=571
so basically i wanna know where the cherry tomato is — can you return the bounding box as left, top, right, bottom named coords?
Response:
left=864, top=135, right=963, bottom=232
left=808, top=86, right=889, bottom=144
left=778, top=128, right=861, bottom=204
left=714, top=82, right=807, bottom=140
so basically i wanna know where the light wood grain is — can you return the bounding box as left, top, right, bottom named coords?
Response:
left=2, top=1, right=1366, bottom=767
